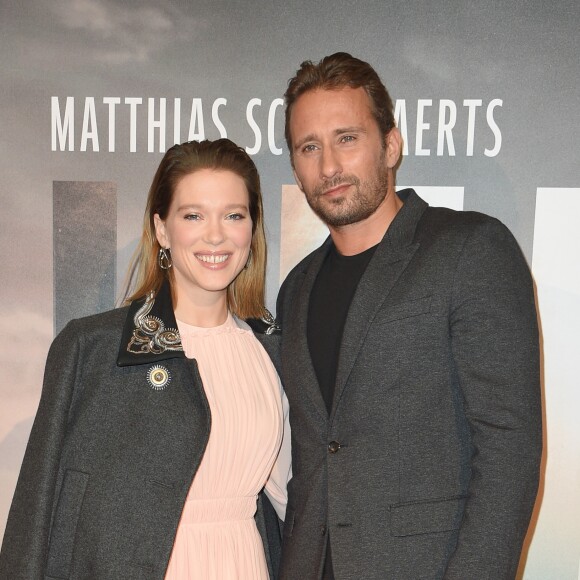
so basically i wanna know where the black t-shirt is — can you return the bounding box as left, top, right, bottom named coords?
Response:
left=307, top=242, right=378, bottom=414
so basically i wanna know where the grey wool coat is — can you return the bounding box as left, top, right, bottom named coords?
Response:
left=276, top=189, right=542, bottom=580
left=0, top=281, right=283, bottom=580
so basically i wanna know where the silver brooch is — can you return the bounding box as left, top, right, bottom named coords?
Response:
left=147, top=365, right=171, bottom=391
left=262, top=310, right=281, bottom=335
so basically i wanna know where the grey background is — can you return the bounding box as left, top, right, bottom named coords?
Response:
left=54, top=181, right=117, bottom=334
left=1, top=0, right=579, bottom=577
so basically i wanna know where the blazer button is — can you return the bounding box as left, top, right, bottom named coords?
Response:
left=328, top=441, right=341, bottom=454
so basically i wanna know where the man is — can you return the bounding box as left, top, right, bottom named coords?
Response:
left=276, top=52, right=542, bottom=579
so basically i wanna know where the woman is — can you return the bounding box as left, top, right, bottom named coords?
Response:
left=0, top=139, right=290, bottom=579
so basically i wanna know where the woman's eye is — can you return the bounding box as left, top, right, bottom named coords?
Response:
left=226, top=213, right=245, bottom=221
left=184, top=213, right=201, bottom=221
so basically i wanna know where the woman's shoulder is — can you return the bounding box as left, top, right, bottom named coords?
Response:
left=44, top=306, right=131, bottom=369
left=241, top=312, right=281, bottom=373
left=56, top=305, right=130, bottom=342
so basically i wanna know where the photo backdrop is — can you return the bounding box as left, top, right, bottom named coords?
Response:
left=1, top=1, right=579, bottom=577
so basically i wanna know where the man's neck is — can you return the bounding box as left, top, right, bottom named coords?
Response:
left=329, top=189, right=403, bottom=256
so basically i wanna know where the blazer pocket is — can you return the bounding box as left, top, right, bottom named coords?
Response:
left=46, top=469, right=90, bottom=579
left=390, top=495, right=467, bottom=537
left=373, top=296, right=433, bottom=324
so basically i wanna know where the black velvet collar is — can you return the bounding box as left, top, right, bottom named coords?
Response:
left=117, top=280, right=185, bottom=367
left=116, top=279, right=280, bottom=367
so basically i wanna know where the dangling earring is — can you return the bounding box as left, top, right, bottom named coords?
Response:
left=158, top=247, right=172, bottom=270
left=244, top=249, right=253, bottom=270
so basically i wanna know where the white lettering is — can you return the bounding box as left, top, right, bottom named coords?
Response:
left=437, top=100, right=456, bottom=156
left=148, top=97, right=166, bottom=153
left=51, top=96, right=74, bottom=152
left=246, top=98, right=262, bottom=155
left=80, top=97, right=99, bottom=152
left=103, top=97, right=120, bottom=152
left=485, top=99, right=503, bottom=157
left=394, top=99, right=409, bottom=156
left=187, top=98, right=205, bottom=142
left=415, top=99, right=432, bottom=156
left=47, top=96, right=502, bottom=158
left=125, top=98, right=142, bottom=153
left=212, top=98, right=228, bottom=138
left=173, top=98, right=181, bottom=146
left=268, top=98, right=284, bottom=155
left=464, top=99, right=482, bottom=157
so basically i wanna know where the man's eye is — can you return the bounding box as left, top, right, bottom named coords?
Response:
left=302, top=144, right=317, bottom=153
left=184, top=213, right=201, bottom=221
left=340, top=135, right=355, bottom=143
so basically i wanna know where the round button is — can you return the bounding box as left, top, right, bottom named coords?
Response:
left=328, top=441, right=341, bottom=453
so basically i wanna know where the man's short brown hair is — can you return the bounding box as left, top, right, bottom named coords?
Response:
left=284, top=52, right=396, bottom=154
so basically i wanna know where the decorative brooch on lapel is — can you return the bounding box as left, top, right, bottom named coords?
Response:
left=147, top=365, right=171, bottom=390
left=127, top=291, right=183, bottom=355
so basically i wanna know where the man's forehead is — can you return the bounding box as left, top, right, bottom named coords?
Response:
left=290, top=87, right=375, bottom=134
left=297, top=85, right=368, bottom=105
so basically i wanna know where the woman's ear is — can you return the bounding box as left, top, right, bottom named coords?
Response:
left=153, top=214, right=169, bottom=249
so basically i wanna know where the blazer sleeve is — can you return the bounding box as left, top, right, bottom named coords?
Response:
left=0, top=319, right=82, bottom=579
left=443, top=218, right=542, bottom=579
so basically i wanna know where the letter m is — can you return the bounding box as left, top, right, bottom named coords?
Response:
left=52, top=97, right=75, bottom=151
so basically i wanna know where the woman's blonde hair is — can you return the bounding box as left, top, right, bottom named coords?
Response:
left=124, top=139, right=267, bottom=320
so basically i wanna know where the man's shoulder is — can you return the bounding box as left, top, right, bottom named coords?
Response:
left=280, top=242, right=327, bottom=293
left=419, top=205, right=511, bottom=244
left=422, top=204, right=501, bottom=228
left=417, top=205, right=529, bottom=284
left=276, top=242, right=328, bottom=322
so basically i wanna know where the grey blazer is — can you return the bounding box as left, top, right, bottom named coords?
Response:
left=276, top=189, right=542, bottom=580
left=0, top=281, right=282, bottom=579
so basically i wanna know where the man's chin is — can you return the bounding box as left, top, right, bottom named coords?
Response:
left=316, top=212, right=362, bottom=228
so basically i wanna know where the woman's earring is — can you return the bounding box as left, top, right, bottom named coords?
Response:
left=158, top=247, right=172, bottom=270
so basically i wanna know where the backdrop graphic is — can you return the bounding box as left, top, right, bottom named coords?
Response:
left=1, top=0, right=579, bottom=577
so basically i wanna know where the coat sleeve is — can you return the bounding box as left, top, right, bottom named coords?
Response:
left=443, top=218, right=542, bottom=579
left=0, top=319, right=82, bottom=579
left=252, top=328, right=292, bottom=521
left=265, top=388, right=292, bottom=521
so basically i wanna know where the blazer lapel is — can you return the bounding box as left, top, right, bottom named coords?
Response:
left=331, top=189, right=428, bottom=420
left=283, top=239, right=332, bottom=422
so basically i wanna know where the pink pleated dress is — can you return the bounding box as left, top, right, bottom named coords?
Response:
left=164, top=313, right=289, bottom=580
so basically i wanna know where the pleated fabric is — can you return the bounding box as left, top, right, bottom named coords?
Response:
left=164, top=313, right=283, bottom=580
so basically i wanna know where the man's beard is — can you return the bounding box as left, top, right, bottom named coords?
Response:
left=304, top=167, right=390, bottom=228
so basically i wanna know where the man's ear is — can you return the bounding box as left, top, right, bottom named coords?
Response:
left=385, top=127, right=403, bottom=169
left=153, top=214, right=169, bottom=249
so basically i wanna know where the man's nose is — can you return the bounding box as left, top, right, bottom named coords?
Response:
left=320, top=147, right=342, bottom=180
